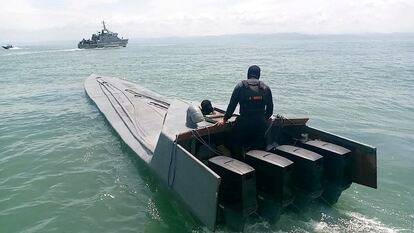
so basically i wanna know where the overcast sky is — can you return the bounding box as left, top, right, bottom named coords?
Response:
left=1, top=0, right=413, bottom=42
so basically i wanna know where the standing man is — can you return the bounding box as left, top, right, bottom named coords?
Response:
left=218, top=65, right=274, bottom=154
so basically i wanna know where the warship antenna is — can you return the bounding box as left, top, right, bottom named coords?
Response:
left=102, top=21, right=107, bottom=31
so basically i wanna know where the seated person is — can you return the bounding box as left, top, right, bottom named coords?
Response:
left=200, top=99, right=215, bottom=115
left=200, top=100, right=224, bottom=123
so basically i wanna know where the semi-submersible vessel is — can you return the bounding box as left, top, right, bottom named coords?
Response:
left=84, top=74, right=377, bottom=231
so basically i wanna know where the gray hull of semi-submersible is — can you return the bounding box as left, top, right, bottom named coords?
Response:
left=84, top=74, right=220, bottom=229
left=84, top=74, right=377, bottom=231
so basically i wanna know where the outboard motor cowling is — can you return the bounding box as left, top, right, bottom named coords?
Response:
left=208, top=156, right=257, bottom=231
left=245, top=150, right=295, bottom=222
left=274, top=145, right=324, bottom=206
left=245, top=150, right=294, bottom=205
left=300, top=140, right=352, bottom=204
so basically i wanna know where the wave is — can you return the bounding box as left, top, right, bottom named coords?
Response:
left=310, top=211, right=399, bottom=233
left=0, top=48, right=82, bottom=57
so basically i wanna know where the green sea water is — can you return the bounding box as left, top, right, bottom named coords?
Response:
left=1, top=35, right=413, bottom=232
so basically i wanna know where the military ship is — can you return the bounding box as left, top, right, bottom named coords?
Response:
left=78, top=21, right=128, bottom=49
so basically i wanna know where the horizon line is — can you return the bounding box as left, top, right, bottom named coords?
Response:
left=3, top=32, right=414, bottom=45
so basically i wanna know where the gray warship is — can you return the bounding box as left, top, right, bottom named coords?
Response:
left=78, top=21, right=128, bottom=49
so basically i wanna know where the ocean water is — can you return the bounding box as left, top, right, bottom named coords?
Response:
left=1, top=35, right=413, bottom=233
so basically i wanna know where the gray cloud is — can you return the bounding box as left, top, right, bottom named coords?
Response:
left=0, top=0, right=413, bottom=42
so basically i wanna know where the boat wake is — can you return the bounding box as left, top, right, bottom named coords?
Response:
left=312, top=211, right=399, bottom=233
left=52, top=48, right=83, bottom=53
left=0, top=48, right=83, bottom=57
left=240, top=210, right=400, bottom=233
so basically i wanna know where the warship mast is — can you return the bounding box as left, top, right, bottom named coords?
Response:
left=102, top=21, right=107, bottom=32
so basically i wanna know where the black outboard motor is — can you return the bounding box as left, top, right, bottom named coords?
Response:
left=208, top=156, right=257, bottom=231
left=299, top=140, right=352, bottom=204
left=245, top=150, right=294, bottom=223
left=273, top=145, right=324, bottom=207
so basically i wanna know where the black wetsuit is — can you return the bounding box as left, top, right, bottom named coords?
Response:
left=223, top=79, right=273, bottom=153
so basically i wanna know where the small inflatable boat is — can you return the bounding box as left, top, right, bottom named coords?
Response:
left=84, top=74, right=377, bottom=231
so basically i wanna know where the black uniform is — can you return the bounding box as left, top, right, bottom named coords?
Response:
left=223, top=78, right=273, bottom=151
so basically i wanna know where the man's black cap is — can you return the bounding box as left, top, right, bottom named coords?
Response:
left=200, top=99, right=214, bottom=115
left=247, top=65, right=261, bottom=79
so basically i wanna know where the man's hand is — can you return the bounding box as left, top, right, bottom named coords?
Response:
left=216, top=119, right=227, bottom=126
